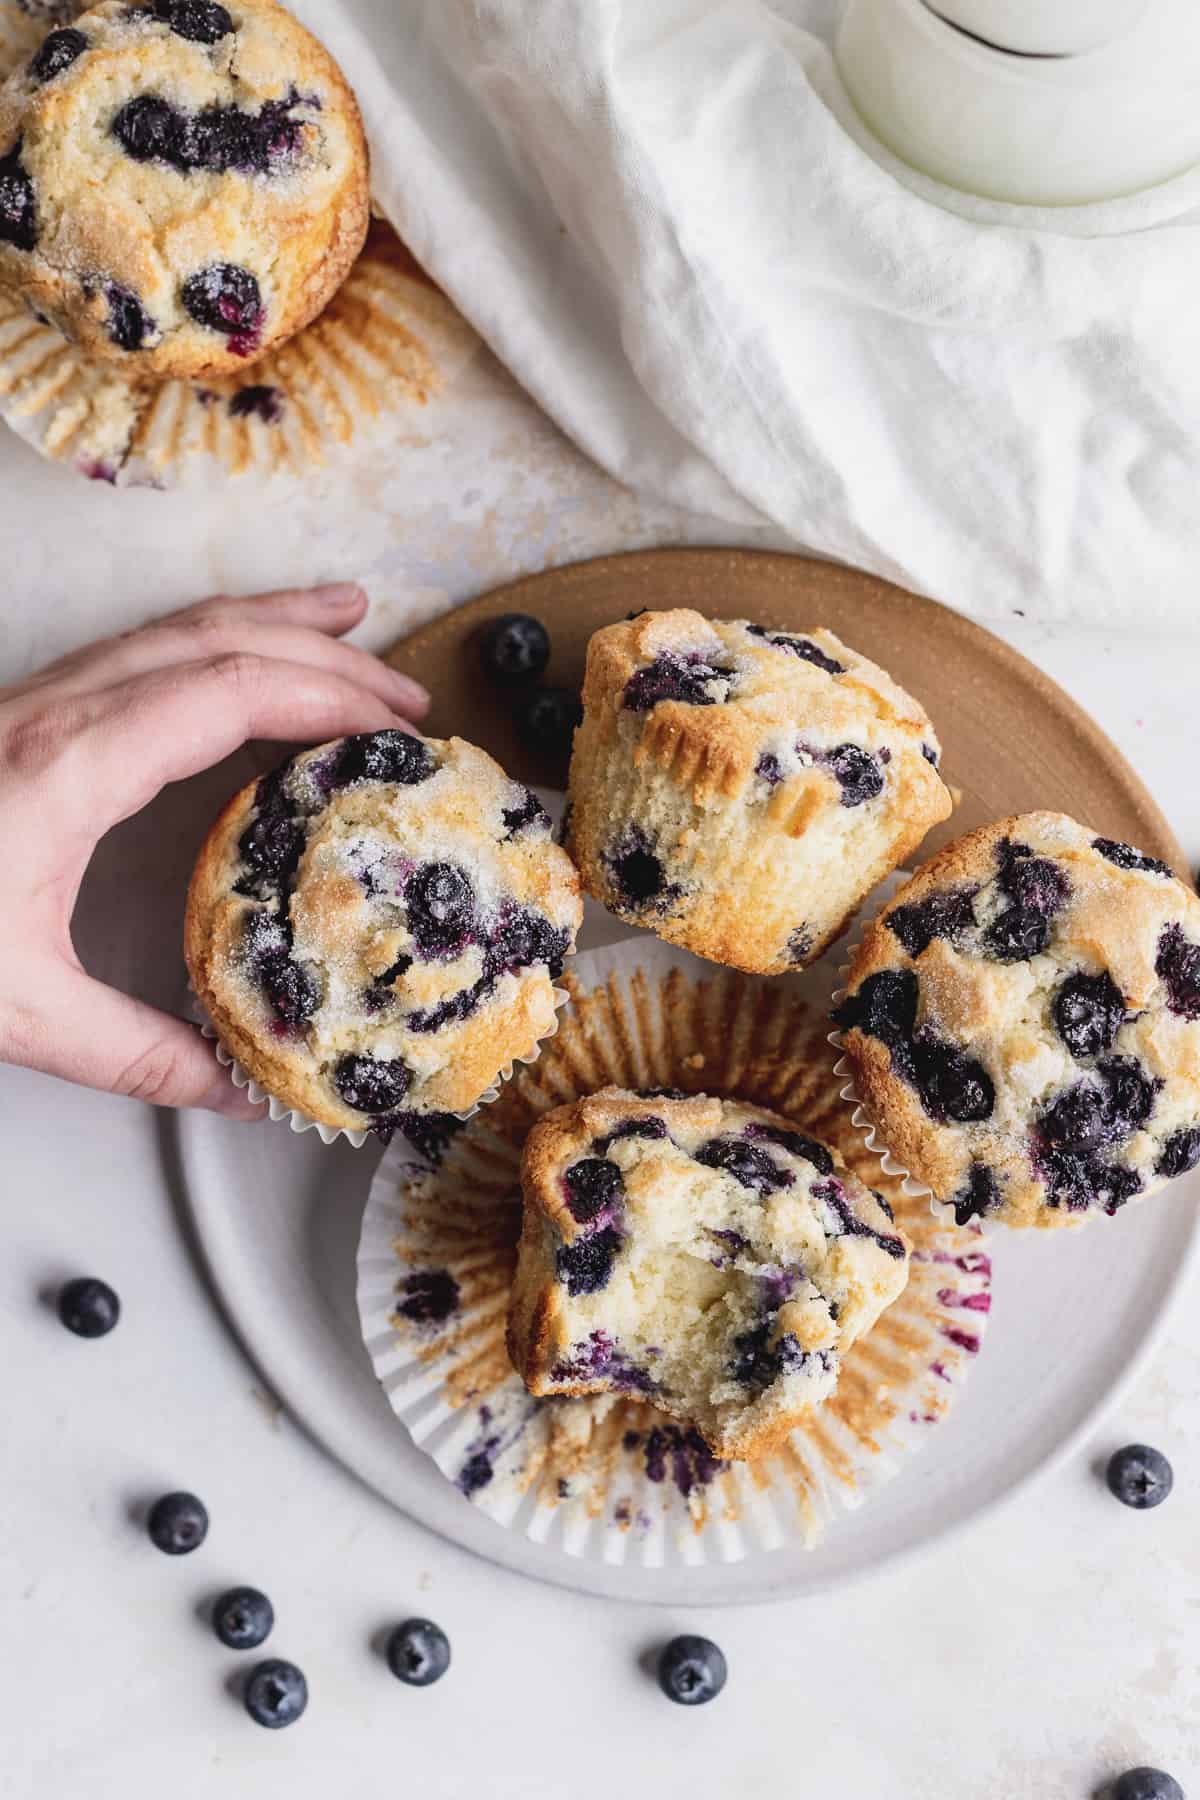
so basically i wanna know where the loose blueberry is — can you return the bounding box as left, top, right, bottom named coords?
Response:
left=385, top=1618, right=451, bottom=1687
left=396, top=1269, right=459, bottom=1325
left=657, top=1636, right=727, bottom=1706
left=1113, top=1769, right=1184, bottom=1800
left=0, top=140, right=36, bottom=252
left=563, top=1157, right=623, bottom=1223
left=694, top=1136, right=792, bottom=1197
left=153, top=0, right=233, bottom=43
left=56, top=1276, right=120, bottom=1338
left=887, top=889, right=977, bottom=958
left=181, top=264, right=262, bottom=353
left=556, top=1226, right=622, bottom=1295
left=1157, top=1126, right=1200, bottom=1179
left=1156, top=922, right=1200, bottom=1020
left=29, top=26, right=87, bottom=82
left=623, top=654, right=734, bottom=712
left=1093, top=838, right=1173, bottom=879
left=332, top=730, right=436, bottom=789
left=513, top=685, right=582, bottom=763
left=816, top=743, right=884, bottom=808
left=1106, top=1444, right=1173, bottom=1510
left=147, top=1491, right=208, bottom=1555
left=333, top=1054, right=412, bottom=1114
left=244, top=1658, right=307, bottom=1729
left=406, top=863, right=475, bottom=957
left=746, top=623, right=844, bottom=674
left=1053, top=970, right=1125, bottom=1061
left=478, top=613, right=550, bottom=686
left=213, top=1586, right=274, bottom=1651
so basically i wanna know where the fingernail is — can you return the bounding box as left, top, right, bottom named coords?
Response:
left=314, top=582, right=366, bottom=608
left=389, top=668, right=430, bottom=711
left=203, top=1077, right=267, bottom=1121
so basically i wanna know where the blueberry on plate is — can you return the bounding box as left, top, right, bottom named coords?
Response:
left=513, top=686, right=583, bottom=763
left=656, top=1634, right=727, bottom=1705
left=147, top=1490, right=209, bottom=1554
left=385, top=1618, right=451, bottom=1686
left=1106, top=1444, right=1173, bottom=1510
left=1113, top=1770, right=1184, bottom=1800
left=56, top=1276, right=120, bottom=1338
left=478, top=613, right=551, bottom=685
left=243, top=1658, right=308, bottom=1728
left=213, top=1586, right=274, bottom=1651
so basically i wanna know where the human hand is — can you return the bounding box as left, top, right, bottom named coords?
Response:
left=0, top=583, right=428, bottom=1118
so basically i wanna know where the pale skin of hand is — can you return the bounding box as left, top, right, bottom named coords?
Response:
left=0, top=583, right=429, bottom=1119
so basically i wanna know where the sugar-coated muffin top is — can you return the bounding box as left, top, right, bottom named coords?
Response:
left=834, top=812, right=1200, bottom=1228
left=580, top=608, right=946, bottom=807
left=508, top=1087, right=910, bottom=1459
left=185, top=732, right=582, bottom=1133
left=0, top=0, right=369, bottom=378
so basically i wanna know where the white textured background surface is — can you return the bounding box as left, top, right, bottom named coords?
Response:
left=0, top=350, right=1197, bottom=1798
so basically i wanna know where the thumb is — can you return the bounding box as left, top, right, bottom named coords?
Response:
left=31, top=968, right=265, bottom=1118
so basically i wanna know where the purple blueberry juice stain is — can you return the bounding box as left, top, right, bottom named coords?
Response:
left=941, top=1326, right=980, bottom=1354
left=936, top=1287, right=991, bottom=1313
left=642, top=1425, right=725, bottom=1497
left=812, top=1177, right=905, bottom=1258
left=229, top=384, right=284, bottom=424
left=550, top=1330, right=656, bottom=1396
left=396, top=1268, right=459, bottom=1326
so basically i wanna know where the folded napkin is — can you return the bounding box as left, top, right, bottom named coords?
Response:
left=290, top=0, right=1200, bottom=626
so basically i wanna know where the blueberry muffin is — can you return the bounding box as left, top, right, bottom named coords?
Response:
left=506, top=1088, right=910, bottom=1459
left=185, top=733, right=583, bottom=1136
left=565, top=610, right=951, bottom=975
left=833, top=813, right=1200, bottom=1229
left=0, top=0, right=368, bottom=378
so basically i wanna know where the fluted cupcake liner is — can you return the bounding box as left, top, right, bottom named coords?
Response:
left=0, top=5, right=480, bottom=486
left=357, top=937, right=993, bottom=1567
left=190, top=976, right=573, bottom=1151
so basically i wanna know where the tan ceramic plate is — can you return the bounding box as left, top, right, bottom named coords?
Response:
left=385, top=547, right=1185, bottom=872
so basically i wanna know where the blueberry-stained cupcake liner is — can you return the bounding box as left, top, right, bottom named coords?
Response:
left=0, top=4, right=480, bottom=487
left=357, top=937, right=993, bottom=1566
left=189, top=977, right=573, bottom=1152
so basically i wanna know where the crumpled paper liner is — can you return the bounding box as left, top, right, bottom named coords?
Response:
left=357, top=938, right=993, bottom=1566
left=191, top=975, right=572, bottom=1151
left=0, top=3, right=480, bottom=486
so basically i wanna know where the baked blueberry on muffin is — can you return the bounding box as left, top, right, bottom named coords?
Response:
left=0, top=0, right=368, bottom=378
left=565, top=610, right=951, bottom=974
left=506, top=1088, right=909, bottom=1459
left=833, top=813, right=1200, bottom=1229
left=185, top=734, right=582, bottom=1135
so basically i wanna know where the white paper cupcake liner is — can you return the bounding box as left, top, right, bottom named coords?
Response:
left=0, top=4, right=480, bottom=486
left=357, top=937, right=994, bottom=1566
left=190, top=976, right=572, bottom=1151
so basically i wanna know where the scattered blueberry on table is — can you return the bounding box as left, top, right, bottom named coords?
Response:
left=385, top=1618, right=451, bottom=1687
left=243, top=1658, right=308, bottom=1729
left=1114, top=1769, right=1184, bottom=1800
left=146, top=1490, right=209, bottom=1555
left=212, top=1586, right=274, bottom=1651
left=56, top=1276, right=120, bottom=1338
left=478, top=612, right=551, bottom=685
left=514, top=685, right=583, bottom=762
left=656, top=1635, right=727, bottom=1705
left=1106, top=1445, right=1174, bottom=1511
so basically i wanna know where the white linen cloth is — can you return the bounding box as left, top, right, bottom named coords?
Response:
left=289, top=0, right=1200, bottom=625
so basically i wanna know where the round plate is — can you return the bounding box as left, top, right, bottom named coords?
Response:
left=179, top=549, right=1198, bottom=1605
